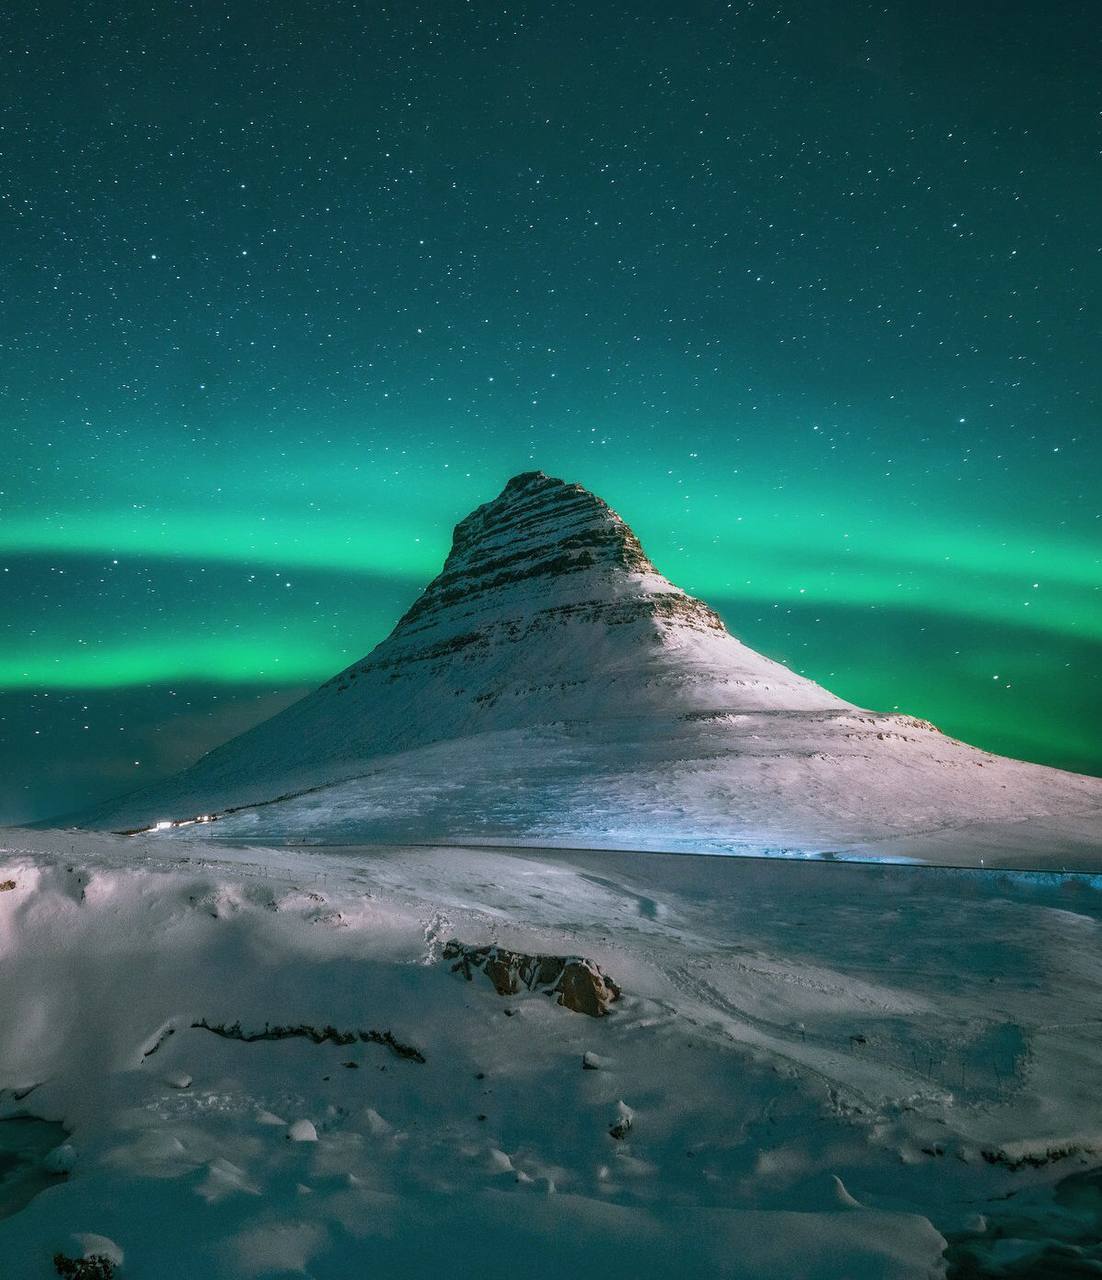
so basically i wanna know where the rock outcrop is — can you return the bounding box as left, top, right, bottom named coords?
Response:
left=443, top=940, right=621, bottom=1017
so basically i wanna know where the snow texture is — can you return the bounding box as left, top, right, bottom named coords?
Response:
left=4, top=827, right=1102, bottom=1276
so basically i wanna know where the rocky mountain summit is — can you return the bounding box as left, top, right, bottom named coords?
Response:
left=75, top=471, right=1102, bottom=865
left=320, top=469, right=847, bottom=722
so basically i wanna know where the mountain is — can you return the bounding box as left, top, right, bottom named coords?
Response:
left=73, top=471, right=1102, bottom=865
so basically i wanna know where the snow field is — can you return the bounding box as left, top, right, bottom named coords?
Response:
left=3, top=829, right=1102, bottom=1275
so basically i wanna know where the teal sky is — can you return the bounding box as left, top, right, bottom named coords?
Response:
left=1, top=0, right=1099, bottom=821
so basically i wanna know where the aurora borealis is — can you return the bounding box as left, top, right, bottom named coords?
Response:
left=2, top=1, right=1099, bottom=822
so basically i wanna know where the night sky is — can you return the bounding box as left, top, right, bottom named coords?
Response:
left=2, top=1, right=1099, bottom=823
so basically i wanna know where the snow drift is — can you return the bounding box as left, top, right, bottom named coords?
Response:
left=8, top=827, right=1102, bottom=1277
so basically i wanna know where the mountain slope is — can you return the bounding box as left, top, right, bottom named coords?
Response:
left=73, top=471, right=1102, bottom=864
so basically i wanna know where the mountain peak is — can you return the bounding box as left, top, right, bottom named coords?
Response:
left=289, top=467, right=847, bottom=748
left=77, top=470, right=855, bottom=826
left=503, top=468, right=555, bottom=491
left=440, top=470, right=656, bottom=601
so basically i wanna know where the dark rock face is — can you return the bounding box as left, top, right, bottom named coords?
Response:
left=608, top=1102, right=634, bottom=1140
left=448, top=470, right=655, bottom=576
left=443, top=940, right=621, bottom=1017
left=53, top=1257, right=116, bottom=1280
left=337, top=469, right=726, bottom=681
left=191, top=1018, right=425, bottom=1062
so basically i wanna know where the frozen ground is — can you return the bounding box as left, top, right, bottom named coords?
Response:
left=86, top=720, right=1102, bottom=870
left=4, top=828, right=1102, bottom=1277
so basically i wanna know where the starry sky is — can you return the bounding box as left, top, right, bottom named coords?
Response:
left=2, top=0, right=1099, bottom=823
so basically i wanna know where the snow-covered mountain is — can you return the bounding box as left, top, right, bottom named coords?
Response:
left=74, top=471, right=1102, bottom=864
left=11, top=476, right=1100, bottom=1280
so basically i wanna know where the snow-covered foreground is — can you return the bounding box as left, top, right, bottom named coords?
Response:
left=4, top=828, right=1102, bottom=1277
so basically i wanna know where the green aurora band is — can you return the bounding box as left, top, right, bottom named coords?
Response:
left=3, top=0, right=1100, bottom=819
left=2, top=497, right=1097, bottom=692
left=4, top=452, right=1098, bottom=782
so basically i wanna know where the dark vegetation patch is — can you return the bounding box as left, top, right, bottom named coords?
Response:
left=981, top=1144, right=1092, bottom=1171
left=191, top=1018, right=425, bottom=1063
left=53, top=1256, right=115, bottom=1279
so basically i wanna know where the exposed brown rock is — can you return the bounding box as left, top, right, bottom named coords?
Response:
left=390, top=471, right=669, bottom=632
left=443, top=940, right=621, bottom=1017
left=609, top=1100, right=634, bottom=1139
